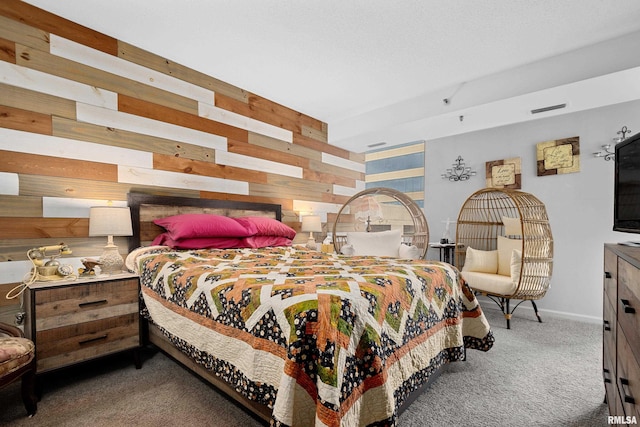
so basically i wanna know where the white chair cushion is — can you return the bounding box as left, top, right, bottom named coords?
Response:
left=345, top=229, right=402, bottom=257
left=462, top=247, right=498, bottom=274
left=502, top=216, right=522, bottom=236
left=497, top=236, right=521, bottom=276
left=461, top=271, right=518, bottom=295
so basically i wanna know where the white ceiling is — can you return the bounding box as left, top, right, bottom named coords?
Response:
left=23, top=0, right=640, bottom=152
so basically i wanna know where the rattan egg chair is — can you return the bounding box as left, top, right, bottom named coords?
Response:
left=332, top=187, right=429, bottom=258
left=454, top=188, right=553, bottom=329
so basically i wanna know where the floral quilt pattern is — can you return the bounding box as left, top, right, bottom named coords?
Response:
left=135, top=246, right=494, bottom=426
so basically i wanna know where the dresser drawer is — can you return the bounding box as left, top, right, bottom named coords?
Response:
left=618, top=258, right=640, bottom=365
left=604, top=292, right=617, bottom=403
left=618, top=325, right=640, bottom=418
left=605, top=248, right=618, bottom=308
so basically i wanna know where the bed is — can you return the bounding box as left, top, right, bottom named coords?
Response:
left=126, top=193, right=494, bottom=426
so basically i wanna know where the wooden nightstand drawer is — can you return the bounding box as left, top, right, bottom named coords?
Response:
left=25, top=273, right=141, bottom=373
left=35, top=313, right=139, bottom=371
left=34, top=279, right=138, bottom=331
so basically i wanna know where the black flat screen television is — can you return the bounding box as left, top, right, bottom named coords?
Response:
left=614, top=131, right=640, bottom=234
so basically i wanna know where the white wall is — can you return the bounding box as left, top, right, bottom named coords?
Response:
left=425, top=99, right=640, bottom=321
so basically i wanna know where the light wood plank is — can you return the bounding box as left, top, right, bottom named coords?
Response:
left=230, top=138, right=309, bottom=169
left=53, top=116, right=216, bottom=163
left=42, top=197, right=127, bottom=218
left=0, top=195, right=41, bottom=217
left=0, top=15, right=49, bottom=51
left=0, top=61, right=117, bottom=109
left=153, top=153, right=268, bottom=184
left=215, top=150, right=302, bottom=179
left=15, top=44, right=198, bottom=115
left=308, top=158, right=364, bottom=181
left=0, top=82, right=76, bottom=119
left=118, top=40, right=248, bottom=103
left=251, top=178, right=332, bottom=202
left=365, top=142, right=425, bottom=161
left=322, top=152, right=366, bottom=174
left=301, top=124, right=328, bottom=143
left=199, top=191, right=294, bottom=211
left=248, top=133, right=322, bottom=162
left=0, top=0, right=118, bottom=55
left=0, top=172, right=19, bottom=195
left=118, top=94, right=249, bottom=142
left=17, top=174, right=199, bottom=200
left=75, top=103, right=227, bottom=151
left=365, top=167, right=425, bottom=183
left=118, top=166, right=249, bottom=195
left=199, top=101, right=293, bottom=143
left=0, top=128, right=152, bottom=168
left=52, top=35, right=215, bottom=104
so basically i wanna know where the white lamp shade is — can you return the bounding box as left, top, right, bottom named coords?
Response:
left=301, top=215, right=322, bottom=233
left=89, top=206, right=133, bottom=237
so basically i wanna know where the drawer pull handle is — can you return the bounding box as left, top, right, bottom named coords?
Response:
left=604, top=368, right=612, bottom=384
left=78, top=299, right=108, bottom=308
left=605, top=271, right=612, bottom=279
left=603, top=320, right=611, bottom=331
left=78, top=334, right=108, bottom=345
left=621, top=378, right=635, bottom=404
left=621, top=299, right=636, bottom=314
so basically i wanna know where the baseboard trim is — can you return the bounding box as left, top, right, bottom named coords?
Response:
left=476, top=296, right=602, bottom=325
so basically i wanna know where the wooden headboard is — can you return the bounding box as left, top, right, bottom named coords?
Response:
left=127, top=193, right=282, bottom=251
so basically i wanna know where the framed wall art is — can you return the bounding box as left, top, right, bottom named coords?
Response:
left=536, top=136, right=580, bottom=176
left=485, top=157, right=521, bottom=189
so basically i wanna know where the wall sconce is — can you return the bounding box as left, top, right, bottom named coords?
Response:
left=441, top=156, right=476, bottom=181
left=594, top=126, right=631, bottom=161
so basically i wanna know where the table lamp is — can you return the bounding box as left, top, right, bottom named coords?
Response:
left=89, top=206, right=133, bottom=274
left=301, top=215, right=322, bottom=250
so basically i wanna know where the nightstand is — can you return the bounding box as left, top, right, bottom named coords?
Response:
left=23, top=272, right=141, bottom=374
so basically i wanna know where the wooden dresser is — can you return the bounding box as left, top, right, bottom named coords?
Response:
left=23, top=272, right=140, bottom=373
left=604, top=243, right=640, bottom=418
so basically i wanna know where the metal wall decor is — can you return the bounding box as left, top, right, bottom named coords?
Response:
left=441, top=156, right=476, bottom=182
left=594, top=126, right=631, bottom=161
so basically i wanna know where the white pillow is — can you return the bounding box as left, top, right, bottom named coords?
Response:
left=399, top=243, right=422, bottom=259
left=511, top=249, right=522, bottom=283
left=502, top=216, right=522, bottom=236
left=497, top=235, right=522, bottom=276
left=462, top=247, right=498, bottom=274
left=346, top=229, right=402, bottom=257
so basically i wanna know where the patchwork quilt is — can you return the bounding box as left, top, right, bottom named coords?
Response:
left=131, top=246, right=494, bottom=427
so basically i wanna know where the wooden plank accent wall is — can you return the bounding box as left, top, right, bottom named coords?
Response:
left=0, top=1, right=365, bottom=298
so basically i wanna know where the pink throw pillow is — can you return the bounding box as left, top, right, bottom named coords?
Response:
left=236, top=216, right=296, bottom=239
left=154, top=214, right=257, bottom=240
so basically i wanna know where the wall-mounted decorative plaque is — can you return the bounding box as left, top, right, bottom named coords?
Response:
left=485, top=157, right=521, bottom=189
left=536, top=136, right=580, bottom=176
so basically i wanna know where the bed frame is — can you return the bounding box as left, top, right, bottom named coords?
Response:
left=127, top=192, right=443, bottom=425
